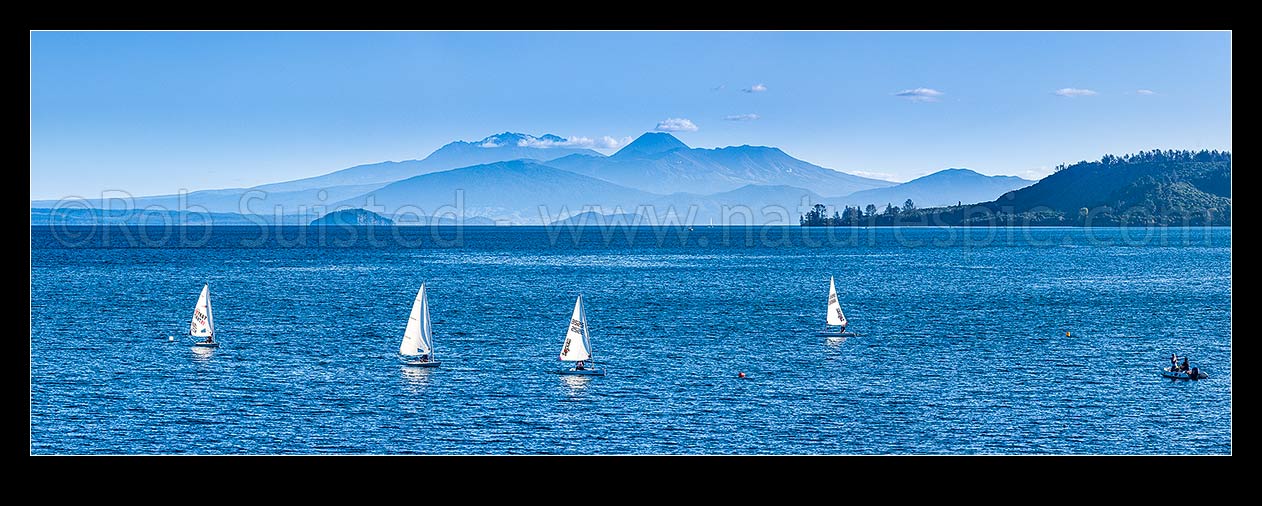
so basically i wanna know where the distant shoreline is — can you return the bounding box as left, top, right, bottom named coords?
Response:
left=29, top=223, right=1231, bottom=228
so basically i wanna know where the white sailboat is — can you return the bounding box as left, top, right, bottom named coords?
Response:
left=818, top=276, right=855, bottom=337
left=557, top=294, right=605, bottom=376
left=190, top=283, right=219, bottom=347
left=400, top=283, right=440, bottom=367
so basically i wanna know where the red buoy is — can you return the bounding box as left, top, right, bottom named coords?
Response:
left=738, top=372, right=746, bottom=378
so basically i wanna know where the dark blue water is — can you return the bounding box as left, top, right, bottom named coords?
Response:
left=30, top=226, right=1232, bottom=454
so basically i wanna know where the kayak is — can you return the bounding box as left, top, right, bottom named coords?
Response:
left=1161, top=367, right=1208, bottom=380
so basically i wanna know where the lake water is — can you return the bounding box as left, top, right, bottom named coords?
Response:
left=29, top=226, right=1232, bottom=454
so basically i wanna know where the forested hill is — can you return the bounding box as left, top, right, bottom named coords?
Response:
left=801, top=150, right=1231, bottom=226
left=987, top=150, right=1230, bottom=222
left=309, top=208, right=395, bottom=226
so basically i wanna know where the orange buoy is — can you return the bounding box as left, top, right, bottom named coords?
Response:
left=738, top=372, right=746, bottom=378
left=1066, top=331, right=1071, bottom=337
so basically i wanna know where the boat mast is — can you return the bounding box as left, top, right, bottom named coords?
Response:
left=206, top=283, right=214, bottom=340
left=582, top=295, right=594, bottom=369
left=827, top=276, right=834, bottom=330
left=424, top=284, right=434, bottom=361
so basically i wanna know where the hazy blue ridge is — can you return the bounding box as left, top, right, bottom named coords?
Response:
left=309, top=208, right=395, bottom=226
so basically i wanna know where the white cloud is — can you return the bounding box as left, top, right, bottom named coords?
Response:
left=894, top=88, right=944, bottom=102
left=516, top=137, right=568, bottom=148
left=1053, top=88, right=1098, bottom=98
left=655, top=118, right=699, bottom=132
left=1136, top=89, right=1157, bottom=95
left=1018, top=167, right=1054, bottom=180
left=742, top=83, right=768, bottom=93
left=516, top=135, right=633, bottom=150
left=849, top=170, right=902, bottom=182
left=724, top=113, right=761, bottom=121
left=594, top=136, right=634, bottom=149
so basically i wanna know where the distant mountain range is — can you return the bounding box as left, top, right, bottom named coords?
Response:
left=335, top=160, right=661, bottom=224
left=32, top=131, right=1052, bottom=225
left=29, top=207, right=315, bottom=225
left=259, top=132, right=603, bottom=192
left=839, top=169, right=1034, bottom=209
left=30, top=132, right=602, bottom=215
left=611, top=132, right=688, bottom=158
left=550, top=211, right=649, bottom=226
left=547, top=133, right=892, bottom=197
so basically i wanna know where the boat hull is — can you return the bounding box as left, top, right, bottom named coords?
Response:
left=818, top=330, right=856, bottom=337
left=403, top=360, right=441, bottom=368
left=559, top=368, right=605, bottom=376
left=1161, top=367, right=1207, bottom=380
left=193, top=342, right=220, bottom=348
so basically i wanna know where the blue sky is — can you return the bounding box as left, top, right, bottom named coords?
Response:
left=30, top=31, right=1231, bottom=199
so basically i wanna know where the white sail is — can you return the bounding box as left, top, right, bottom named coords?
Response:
left=419, top=285, right=433, bottom=356
left=190, top=284, right=214, bottom=337
left=559, top=295, right=592, bottom=362
left=826, top=276, right=847, bottom=327
left=400, top=284, right=433, bottom=356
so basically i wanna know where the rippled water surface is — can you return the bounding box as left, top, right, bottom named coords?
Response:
left=30, top=226, right=1232, bottom=454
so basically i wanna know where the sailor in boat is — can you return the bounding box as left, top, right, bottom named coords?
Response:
left=1170, top=353, right=1178, bottom=370
left=1179, top=357, right=1190, bottom=372
left=418, top=353, right=431, bottom=363
left=575, top=361, right=586, bottom=371
left=203, top=335, right=214, bottom=344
